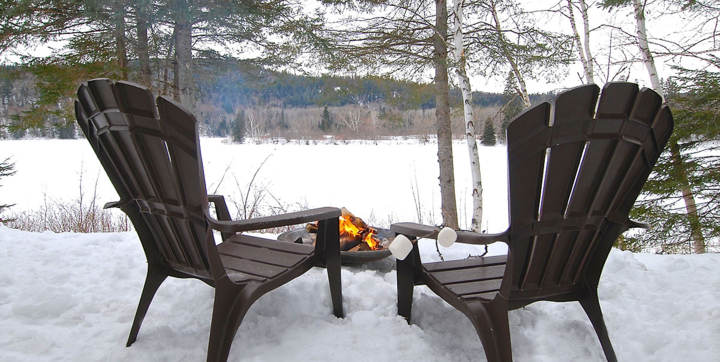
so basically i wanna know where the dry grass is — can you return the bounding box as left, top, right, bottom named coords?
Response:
left=7, top=197, right=130, bottom=233
left=5, top=167, right=130, bottom=233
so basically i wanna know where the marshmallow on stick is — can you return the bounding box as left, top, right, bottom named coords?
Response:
left=389, top=234, right=414, bottom=260
left=437, top=227, right=457, bottom=248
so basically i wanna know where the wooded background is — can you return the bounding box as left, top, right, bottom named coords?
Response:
left=0, top=0, right=717, bottom=253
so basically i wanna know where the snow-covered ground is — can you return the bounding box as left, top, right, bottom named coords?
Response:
left=1, top=138, right=719, bottom=361
left=1, top=226, right=718, bottom=361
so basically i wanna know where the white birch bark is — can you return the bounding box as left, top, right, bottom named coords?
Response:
left=633, top=0, right=662, bottom=92
left=567, top=0, right=595, bottom=84
left=452, top=0, right=483, bottom=231
left=579, top=0, right=595, bottom=83
left=566, top=0, right=592, bottom=83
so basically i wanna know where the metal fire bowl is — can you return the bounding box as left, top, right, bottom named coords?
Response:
left=277, top=228, right=393, bottom=265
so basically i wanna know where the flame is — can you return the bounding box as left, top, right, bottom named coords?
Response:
left=338, top=215, right=381, bottom=250
left=339, top=216, right=361, bottom=237
left=363, top=229, right=379, bottom=249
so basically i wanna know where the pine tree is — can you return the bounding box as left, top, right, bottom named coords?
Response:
left=56, top=122, right=76, bottom=139
left=0, top=158, right=16, bottom=223
left=319, top=106, right=333, bottom=132
left=499, top=71, right=524, bottom=143
left=481, top=119, right=496, bottom=146
left=215, top=119, right=228, bottom=137
left=232, top=110, right=247, bottom=143
left=628, top=70, right=720, bottom=253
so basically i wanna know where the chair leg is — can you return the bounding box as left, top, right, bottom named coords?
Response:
left=579, top=291, right=617, bottom=362
left=317, top=218, right=344, bottom=318
left=396, top=240, right=420, bottom=322
left=468, top=299, right=513, bottom=362
left=326, top=252, right=344, bottom=318
left=396, top=257, right=415, bottom=322
left=206, top=284, right=256, bottom=362
left=126, top=264, right=167, bottom=347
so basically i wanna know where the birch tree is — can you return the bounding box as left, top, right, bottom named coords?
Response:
left=564, top=0, right=595, bottom=83
left=602, top=0, right=707, bottom=253
left=451, top=0, right=483, bottom=231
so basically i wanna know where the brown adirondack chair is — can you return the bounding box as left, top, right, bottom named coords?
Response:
left=391, top=83, right=673, bottom=362
left=74, top=79, right=344, bottom=362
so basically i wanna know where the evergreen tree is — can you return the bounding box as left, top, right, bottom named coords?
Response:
left=232, top=110, right=247, bottom=143
left=481, top=119, right=496, bottom=146
left=0, top=158, right=16, bottom=223
left=278, top=108, right=289, bottom=129
left=499, top=71, right=524, bottom=142
left=215, top=119, right=229, bottom=137
left=319, top=106, right=333, bottom=132
left=56, top=122, right=76, bottom=139
left=628, top=70, right=720, bottom=253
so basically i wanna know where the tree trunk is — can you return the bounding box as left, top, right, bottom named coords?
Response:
left=173, top=0, right=192, bottom=105
left=579, top=0, right=594, bottom=83
left=163, top=28, right=175, bottom=96
left=566, top=0, right=592, bottom=84
left=114, top=0, right=128, bottom=80
left=135, top=0, right=152, bottom=88
left=669, top=142, right=706, bottom=253
left=632, top=0, right=705, bottom=253
left=490, top=0, right=531, bottom=107
left=435, top=0, right=459, bottom=229
left=633, top=0, right=661, bottom=91
left=452, top=0, right=482, bottom=231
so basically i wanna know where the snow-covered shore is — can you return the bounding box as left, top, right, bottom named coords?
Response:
left=1, top=225, right=718, bottom=361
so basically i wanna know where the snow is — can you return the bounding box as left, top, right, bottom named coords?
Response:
left=1, top=225, right=718, bottom=361
left=0, top=138, right=509, bottom=231
left=1, top=138, right=718, bottom=361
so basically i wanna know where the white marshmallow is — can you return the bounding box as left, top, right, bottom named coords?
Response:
left=389, top=234, right=414, bottom=260
left=437, top=227, right=457, bottom=248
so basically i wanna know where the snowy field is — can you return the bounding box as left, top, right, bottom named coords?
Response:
left=1, top=227, right=719, bottom=361
left=0, top=138, right=509, bottom=231
left=1, top=138, right=719, bottom=361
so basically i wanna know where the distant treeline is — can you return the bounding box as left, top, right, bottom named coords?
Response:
left=192, top=60, right=534, bottom=110
left=0, top=61, right=552, bottom=139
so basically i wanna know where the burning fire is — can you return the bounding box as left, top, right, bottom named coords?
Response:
left=308, top=208, right=383, bottom=251
left=339, top=215, right=380, bottom=250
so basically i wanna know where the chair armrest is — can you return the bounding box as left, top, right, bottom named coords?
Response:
left=391, top=222, right=509, bottom=245
left=103, top=200, right=130, bottom=209
left=391, top=222, right=439, bottom=239
left=207, top=195, right=233, bottom=241
left=207, top=207, right=341, bottom=233
left=207, top=195, right=232, bottom=221
left=627, top=219, right=650, bottom=230
left=455, top=230, right=509, bottom=245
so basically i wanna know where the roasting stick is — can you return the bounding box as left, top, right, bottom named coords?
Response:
left=390, top=227, right=457, bottom=260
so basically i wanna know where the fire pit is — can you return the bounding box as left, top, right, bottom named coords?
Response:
left=277, top=208, right=393, bottom=265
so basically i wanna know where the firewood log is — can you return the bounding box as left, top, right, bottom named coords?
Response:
left=340, top=235, right=362, bottom=251
left=341, top=207, right=369, bottom=230
left=305, top=223, right=318, bottom=233
left=348, top=243, right=371, bottom=252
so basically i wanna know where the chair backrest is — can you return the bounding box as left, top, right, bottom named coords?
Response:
left=505, top=82, right=673, bottom=295
left=75, top=79, right=212, bottom=279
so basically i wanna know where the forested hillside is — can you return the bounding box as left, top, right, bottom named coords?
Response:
left=0, top=61, right=546, bottom=139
